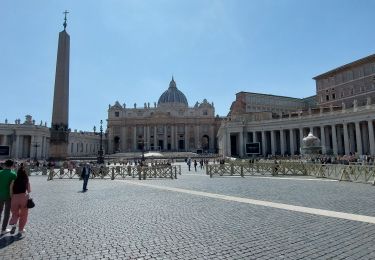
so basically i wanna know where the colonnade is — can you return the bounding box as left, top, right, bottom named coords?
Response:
left=0, top=133, right=49, bottom=159
left=225, top=119, right=375, bottom=157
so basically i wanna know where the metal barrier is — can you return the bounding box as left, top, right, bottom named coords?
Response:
left=28, top=164, right=181, bottom=181
left=206, top=162, right=375, bottom=184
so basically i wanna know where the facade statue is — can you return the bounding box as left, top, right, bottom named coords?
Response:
left=134, top=103, right=137, bottom=108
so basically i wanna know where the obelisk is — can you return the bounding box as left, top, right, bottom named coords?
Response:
left=49, top=11, right=70, bottom=161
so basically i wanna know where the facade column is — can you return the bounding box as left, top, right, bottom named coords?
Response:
left=320, top=126, right=326, bottom=154
left=209, top=125, right=215, bottom=151
left=185, top=125, right=189, bottom=151
left=164, top=125, right=167, bottom=150
left=171, top=125, right=174, bottom=150
left=133, top=126, right=137, bottom=150
left=331, top=124, right=338, bottom=155
left=280, top=129, right=285, bottom=155
left=153, top=126, right=157, bottom=150
left=343, top=123, right=350, bottom=155
left=121, top=127, right=126, bottom=152
left=290, top=129, right=295, bottom=155
left=309, top=127, right=313, bottom=134
left=270, top=130, right=276, bottom=155
left=146, top=126, right=150, bottom=151
left=261, top=131, right=266, bottom=156
left=195, top=125, right=200, bottom=149
left=368, top=120, right=375, bottom=155
left=337, top=127, right=343, bottom=155
left=355, top=121, right=363, bottom=155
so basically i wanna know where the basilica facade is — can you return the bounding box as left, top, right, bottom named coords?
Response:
left=107, top=78, right=222, bottom=154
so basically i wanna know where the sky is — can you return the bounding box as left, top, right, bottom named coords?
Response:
left=1, top=0, right=375, bottom=132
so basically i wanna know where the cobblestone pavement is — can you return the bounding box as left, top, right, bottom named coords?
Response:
left=1, top=163, right=375, bottom=259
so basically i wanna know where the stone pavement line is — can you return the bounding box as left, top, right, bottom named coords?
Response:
left=119, top=180, right=375, bottom=224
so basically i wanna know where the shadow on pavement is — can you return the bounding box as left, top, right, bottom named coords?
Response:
left=0, top=233, right=24, bottom=249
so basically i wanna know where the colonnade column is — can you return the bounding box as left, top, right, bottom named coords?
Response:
left=331, top=124, right=338, bottom=155
left=239, top=131, right=244, bottom=157
left=343, top=123, right=350, bottom=155
left=261, top=131, right=266, bottom=156
left=270, top=130, right=276, bottom=155
left=368, top=120, right=375, bottom=155
left=355, top=121, right=363, bottom=155
left=226, top=130, right=231, bottom=157
left=299, top=128, right=304, bottom=149
left=320, top=126, right=326, bottom=154
left=290, top=129, right=295, bottom=155
left=280, top=130, right=285, bottom=155
left=30, top=135, right=35, bottom=159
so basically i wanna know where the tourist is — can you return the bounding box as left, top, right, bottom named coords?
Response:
left=9, top=166, right=31, bottom=236
left=194, top=160, right=197, bottom=172
left=0, top=160, right=17, bottom=236
left=187, top=158, right=191, bottom=171
left=81, top=163, right=91, bottom=192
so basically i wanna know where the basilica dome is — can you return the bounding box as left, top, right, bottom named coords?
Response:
left=158, top=77, right=188, bottom=107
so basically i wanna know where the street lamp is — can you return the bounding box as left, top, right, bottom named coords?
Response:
left=97, top=120, right=104, bottom=164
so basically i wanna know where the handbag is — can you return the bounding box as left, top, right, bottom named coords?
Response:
left=27, top=197, right=35, bottom=209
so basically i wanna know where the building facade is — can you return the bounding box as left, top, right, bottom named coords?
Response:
left=0, top=115, right=101, bottom=160
left=107, top=78, right=222, bottom=154
left=315, top=54, right=375, bottom=108
left=218, top=54, right=375, bottom=157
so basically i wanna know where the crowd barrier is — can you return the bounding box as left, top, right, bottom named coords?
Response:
left=27, top=164, right=181, bottom=180
left=206, top=162, right=375, bottom=184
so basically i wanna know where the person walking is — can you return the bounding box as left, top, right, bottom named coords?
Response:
left=187, top=158, right=191, bottom=171
left=194, top=160, right=197, bottom=172
left=81, top=163, right=91, bottom=192
left=9, top=166, right=31, bottom=236
left=0, top=160, right=17, bottom=236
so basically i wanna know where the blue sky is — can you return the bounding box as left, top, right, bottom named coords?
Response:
left=1, top=0, right=375, bottom=131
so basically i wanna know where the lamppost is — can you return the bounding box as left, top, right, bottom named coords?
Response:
left=97, top=120, right=104, bottom=164
left=32, top=142, right=40, bottom=161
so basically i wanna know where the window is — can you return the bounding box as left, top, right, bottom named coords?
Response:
left=203, top=110, right=208, bottom=115
left=332, top=93, right=336, bottom=99
left=115, top=111, right=119, bottom=117
left=326, top=95, right=330, bottom=101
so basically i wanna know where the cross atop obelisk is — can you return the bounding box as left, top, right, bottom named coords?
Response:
left=63, top=10, right=69, bottom=30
